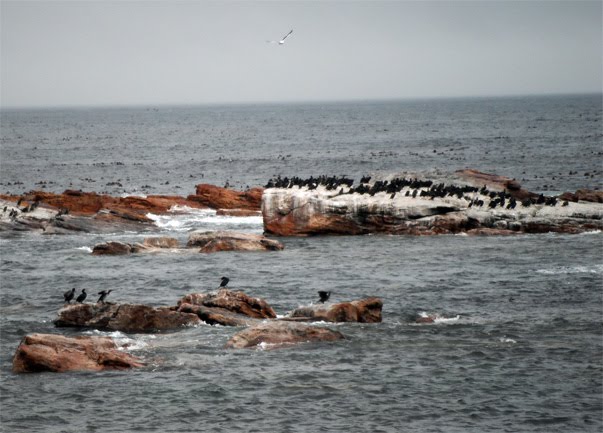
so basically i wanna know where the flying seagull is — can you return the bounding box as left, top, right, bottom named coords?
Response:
left=267, top=29, right=293, bottom=45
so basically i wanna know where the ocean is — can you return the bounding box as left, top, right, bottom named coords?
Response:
left=0, top=94, right=602, bottom=432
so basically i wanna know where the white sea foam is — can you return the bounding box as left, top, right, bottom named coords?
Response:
left=83, top=329, right=149, bottom=351
left=499, top=337, right=517, bottom=344
left=146, top=207, right=263, bottom=233
left=536, top=264, right=603, bottom=275
left=75, top=246, right=93, bottom=253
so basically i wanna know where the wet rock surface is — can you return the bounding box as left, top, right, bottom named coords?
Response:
left=186, top=230, right=284, bottom=253
left=12, top=333, right=144, bottom=373
left=225, top=321, right=345, bottom=349
left=54, top=303, right=201, bottom=333
left=286, top=298, right=383, bottom=323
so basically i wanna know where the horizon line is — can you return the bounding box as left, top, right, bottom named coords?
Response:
left=1, top=91, right=601, bottom=111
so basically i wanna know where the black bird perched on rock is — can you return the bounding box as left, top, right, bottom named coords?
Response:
left=75, top=289, right=87, bottom=303
left=220, top=277, right=229, bottom=288
left=63, top=288, right=76, bottom=303
left=97, top=289, right=112, bottom=303
left=317, top=291, right=331, bottom=304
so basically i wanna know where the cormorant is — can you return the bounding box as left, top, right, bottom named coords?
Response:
left=317, top=291, right=331, bottom=304
left=63, top=288, right=76, bottom=303
left=220, top=276, right=229, bottom=288
left=75, top=289, right=87, bottom=303
left=97, top=289, right=112, bottom=303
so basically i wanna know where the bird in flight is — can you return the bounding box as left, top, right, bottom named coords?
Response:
left=267, top=29, right=293, bottom=45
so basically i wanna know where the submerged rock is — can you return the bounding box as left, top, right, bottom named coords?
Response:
left=286, top=298, right=383, bottom=323
left=225, top=321, right=345, bottom=349
left=12, top=333, right=144, bottom=373
left=186, top=230, right=284, bottom=252
left=55, top=303, right=201, bottom=332
left=176, top=288, right=276, bottom=326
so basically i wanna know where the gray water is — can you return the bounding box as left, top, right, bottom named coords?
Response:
left=0, top=95, right=602, bottom=432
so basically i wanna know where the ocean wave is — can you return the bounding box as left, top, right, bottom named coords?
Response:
left=146, top=207, right=263, bottom=233
left=83, top=329, right=149, bottom=351
left=536, top=264, right=603, bottom=275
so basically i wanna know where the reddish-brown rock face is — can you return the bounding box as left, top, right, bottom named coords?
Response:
left=177, top=288, right=277, bottom=321
left=287, top=298, right=383, bottom=323
left=188, top=184, right=263, bottom=210
left=186, top=231, right=284, bottom=253
left=225, top=322, right=345, bottom=349
left=12, top=333, right=144, bottom=373
left=55, top=303, right=201, bottom=333
left=558, top=189, right=603, bottom=203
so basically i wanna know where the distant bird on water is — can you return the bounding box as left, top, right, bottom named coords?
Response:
left=63, top=288, right=76, bottom=303
left=75, top=289, right=87, bottom=303
left=267, top=29, right=293, bottom=45
left=317, top=291, right=331, bottom=304
left=220, top=276, right=229, bottom=288
left=97, top=289, right=112, bottom=303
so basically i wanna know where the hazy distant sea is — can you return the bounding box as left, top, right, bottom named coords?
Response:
left=0, top=94, right=601, bottom=433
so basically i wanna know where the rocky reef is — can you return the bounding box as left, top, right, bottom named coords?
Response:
left=284, top=298, right=383, bottom=323
left=225, top=322, right=345, bottom=349
left=262, top=170, right=603, bottom=236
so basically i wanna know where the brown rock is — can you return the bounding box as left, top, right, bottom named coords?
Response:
left=225, top=321, right=345, bottom=349
left=287, top=298, right=383, bottom=323
left=12, top=333, right=144, bottom=373
left=177, top=303, right=258, bottom=327
left=55, top=303, right=201, bottom=333
left=186, top=230, right=284, bottom=252
left=454, top=169, right=535, bottom=200
left=558, top=189, right=603, bottom=203
left=177, top=288, right=277, bottom=320
left=216, top=209, right=262, bottom=217
left=91, top=241, right=134, bottom=255
left=188, top=184, right=263, bottom=210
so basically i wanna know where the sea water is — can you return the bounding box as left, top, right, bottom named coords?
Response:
left=0, top=95, right=601, bottom=432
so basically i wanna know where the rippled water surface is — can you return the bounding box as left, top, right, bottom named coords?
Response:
left=1, top=95, right=602, bottom=433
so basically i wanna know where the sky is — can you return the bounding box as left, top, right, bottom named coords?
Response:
left=1, top=0, right=601, bottom=108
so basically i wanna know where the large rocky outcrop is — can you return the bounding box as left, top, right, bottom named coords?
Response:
left=186, top=230, right=284, bottom=252
left=225, top=321, right=345, bottom=349
left=286, top=298, right=383, bottom=323
left=55, top=303, right=201, bottom=332
left=91, top=237, right=180, bottom=255
left=12, top=333, right=144, bottom=373
left=176, top=288, right=276, bottom=326
left=262, top=170, right=603, bottom=236
left=188, top=184, right=263, bottom=210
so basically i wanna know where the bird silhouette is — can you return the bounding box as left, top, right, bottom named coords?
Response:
left=75, top=289, right=87, bottom=303
left=220, top=276, right=229, bottom=288
left=63, top=288, right=76, bottom=303
left=97, top=289, right=112, bottom=303
left=317, top=291, right=331, bottom=304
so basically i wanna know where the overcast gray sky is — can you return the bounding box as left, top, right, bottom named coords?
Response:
left=1, top=1, right=601, bottom=107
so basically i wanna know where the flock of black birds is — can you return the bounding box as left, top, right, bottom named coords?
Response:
left=265, top=175, right=566, bottom=209
left=61, top=277, right=331, bottom=307
left=62, top=288, right=113, bottom=304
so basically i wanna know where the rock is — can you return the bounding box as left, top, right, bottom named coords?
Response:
left=55, top=303, right=201, bottom=333
left=92, top=241, right=135, bottom=255
left=216, top=209, right=262, bottom=217
left=186, top=230, right=284, bottom=252
left=559, top=189, right=603, bottom=203
left=262, top=171, right=603, bottom=236
left=12, top=333, right=144, bottom=373
left=177, top=303, right=258, bottom=327
left=177, top=288, right=277, bottom=321
left=188, top=184, right=263, bottom=210
left=225, top=321, right=345, bottom=349
left=287, top=298, right=383, bottom=323
left=142, top=236, right=179, bottom=248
